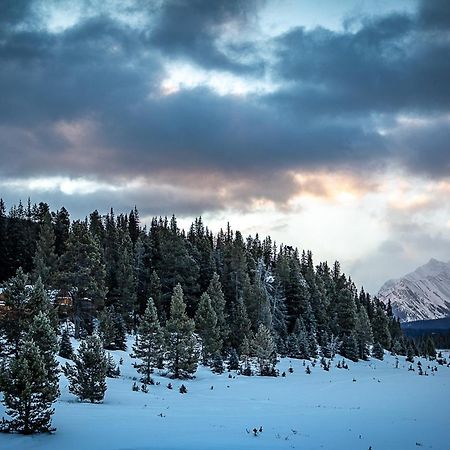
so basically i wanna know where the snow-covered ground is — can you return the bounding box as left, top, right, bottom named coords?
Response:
left=2, top=339, right=450, bottom=450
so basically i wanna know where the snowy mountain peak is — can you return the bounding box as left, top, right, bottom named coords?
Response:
left=378, top=259, right=450, bottom=322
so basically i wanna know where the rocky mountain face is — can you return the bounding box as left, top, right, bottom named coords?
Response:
left=378, top=258, right=450, bottom=322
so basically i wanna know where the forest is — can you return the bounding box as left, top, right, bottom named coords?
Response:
left=0, top=199, right=437, bottom=434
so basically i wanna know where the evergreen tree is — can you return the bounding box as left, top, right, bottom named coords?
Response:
left=132, top=298, right=164, bottom=384
left=59, top=328, right=74, bottom=359
left=0, top=340, right=59, bottom=433
left=355, top=307, right=373, bottom=360
left=28, top=277, right=57, bottom=329
left=32, top=213, right=58, bottom=288
left=372, top=342, right=384, bottom=360
left=63, top=334, right=108, bottom=403
left=58, top=221, right=107, bottom=338
left=27, top=312, right=60, bottom=398
left=114, top=230, right=136, bottom=326
left=0, top=267, right=30, bottom=354
left=98, top=306, right=127, bottom=351
left=206, top=272, right=229, bottom=350
left=149, top=270, right=165, bottom=322
left=340, top=333, right=359, bottom=362
left=425, top=336, right=436, bottom=359
left=336, top=288, right=357, bottom=336
left=227, top=348, right=240, bottom=371
left=252, top=324, right=277, bottom=376
left=229, top=297, right=252, bottom=354
left=371, top=304, right=392, bottom=350
left=165, top=284, right=199, bottom=379
left=195, top=292, right=221, bottom=364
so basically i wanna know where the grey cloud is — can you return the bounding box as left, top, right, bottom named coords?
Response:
left=148, top=0, right=265, bottom=74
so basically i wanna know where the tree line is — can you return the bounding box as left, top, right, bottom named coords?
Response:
left=0, top=199, right=438, bottom=434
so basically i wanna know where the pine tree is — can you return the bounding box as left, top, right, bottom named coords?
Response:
left=98, top=306, right=117, bottom=350
left=132, top=298, right=164, bottom=384
left=355, top=307, right=373, bottom=360
left=425, top=336, right=436, bottom=359
left=229, top=297, right=252, bottom=353
left=149, top=270, right=165, bottom=322
left=195, top=292, right=221, bottom=364
left=206, top=272, right=229, bottom=350
left=106, top=353, right=120, bottom=378
left=63, top=334, right=108, bottom=403
left=0, top=340, right=59, bottom=433
left=98, top=306, right=127, bottom=351
left=340, top=333, right=359, bottom=362
left=252, top=324, right=277, bottom=376
left=28, top=277, right=57, bottom=329
left=0, top=267, right=31, bottom=354
left=165, top=284, right=199, bottom=379
left=27, top=312, right=60, bottom=399
left=227, top=348, right=240, bottom=371
left=32, top=213, right=58, bottom=288
left=59, top=328, right=74, bottom=359
left=114, top=230, right=137, bottom=326
left=58, top=221, right=107, bottom=338
left=372, top=342, right=384, bottom=360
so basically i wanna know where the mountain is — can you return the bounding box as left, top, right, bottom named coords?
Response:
left=378, top=258, right=450, bottom=322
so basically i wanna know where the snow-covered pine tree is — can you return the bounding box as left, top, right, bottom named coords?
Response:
left=165, top=284, right=199, bottom=379
left=132, top=298, right=164, bottom=384
left=59, top=328, right=74, bottom=359
left=27, top=312, right=60, bottom=398
left=0, top=267, right=30, bottom=354
left=63, top=334, right=108, bottom=403
left=252, top=324, right=277, bottom=376
left=372, top=342, right=384, bottom=360
left=0, top=339, right=59, bottom=434
left=227, top=348, right=240, bottom=371
left=195, top=292, right=221, bottom=364
left=28, top=277, right=58, bottom=329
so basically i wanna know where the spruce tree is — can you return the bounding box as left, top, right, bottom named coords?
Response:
left=98, top=306, right=127, bottom=351
left=206, top=272, right=229, bottom=349
left=0, top=340, right=59, bottom=433
left=229, top=296, right=252, bottom=354
left=59, top=328, right=74, bottom=359
left=195, top=292, right=221, bottom=364
left=58, top=221, right=107, bottom=338
left=252, top=324, right=277, bottom=376
left=32, top=213, right=58, bottom=288
left=63, top=334, right=108, bottom=403
left=372, top=342, right=384, bottom=360
left=132, top=298, right=164, bottom=384
left=340, top=333, right=359, bottom=362
left=165, top=284, right=199, bottom=379
left=355, top=307, right=373, bottom=360
left=27, top=312, right=60, bottom=398
left=0, top=267, right=30, bottom=354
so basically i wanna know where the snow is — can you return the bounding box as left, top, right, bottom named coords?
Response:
left=1, top=338, right=450, bottom=450
left=378, top=259, right=450, bottom=322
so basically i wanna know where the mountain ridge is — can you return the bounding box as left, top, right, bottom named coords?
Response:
left=378, top=258, right=450, bottom=322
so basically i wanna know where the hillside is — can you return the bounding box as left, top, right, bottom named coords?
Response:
left=1, top=337, right=449, bottom=450
left=378, top=259, right=450, bottom=322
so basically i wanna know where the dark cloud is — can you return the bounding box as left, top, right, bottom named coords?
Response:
left=0, top=0, right=449, bottom=217
left=149, top=0, right=265, bottom=74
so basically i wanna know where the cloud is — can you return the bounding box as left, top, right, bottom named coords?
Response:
left=148, top=0, right=265, bottom=74
left=0, top=0, right=449, bottom=218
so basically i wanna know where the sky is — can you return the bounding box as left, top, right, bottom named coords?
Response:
left=0, top=0, right=449, bottom=293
